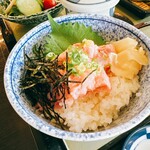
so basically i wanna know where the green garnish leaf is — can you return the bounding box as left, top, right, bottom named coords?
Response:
left=44, top=15, right=105, bottom=55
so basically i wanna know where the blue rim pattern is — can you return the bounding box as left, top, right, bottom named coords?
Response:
left=123, top=126, right=150, bottom=150
left=4, top=14, right=150, bottom=141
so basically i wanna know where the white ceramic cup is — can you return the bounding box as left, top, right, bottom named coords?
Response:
left=60, top=0, right=120, bottom=16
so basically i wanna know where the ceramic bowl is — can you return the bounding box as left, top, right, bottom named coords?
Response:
left=0, top=1, right=63, bottom=25
left=123, top=125, right=150, bottom=150
left=60, top=0, right=119, bottom=16
left=4, top=14, right=150, bottom=141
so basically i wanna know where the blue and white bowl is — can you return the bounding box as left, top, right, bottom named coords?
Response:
left=123, top=126, right=150, bottom=150
left=4, top=14, right=150, bottom=141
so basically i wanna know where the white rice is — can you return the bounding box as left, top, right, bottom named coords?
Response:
left=58, top=76, right=140, bottom=133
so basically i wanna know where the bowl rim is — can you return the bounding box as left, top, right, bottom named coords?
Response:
left=4, top=14, right=150, bottom=141
left=0, top=3, right=63, bottom=20
left=122, top=125, right=150, bottom=150
left=60, top=0, right=119, bottom=13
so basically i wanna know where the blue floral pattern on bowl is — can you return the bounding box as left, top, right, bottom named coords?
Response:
left=4, top=14, right=150, bottom=141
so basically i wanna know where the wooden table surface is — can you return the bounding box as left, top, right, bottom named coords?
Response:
left=0, top=24, right=48, bottom=150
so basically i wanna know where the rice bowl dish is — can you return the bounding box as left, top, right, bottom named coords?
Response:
left=58, top=76, right=140, bottom=132
left=4, top=14, right=150, bottom=141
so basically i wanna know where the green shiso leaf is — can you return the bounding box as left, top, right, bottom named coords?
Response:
left=43, top=15, right=105, bottom=55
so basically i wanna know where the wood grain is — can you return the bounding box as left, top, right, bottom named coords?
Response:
left=0, top=29, right=46, bottom=150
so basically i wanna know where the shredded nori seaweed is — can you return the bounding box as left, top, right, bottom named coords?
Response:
left=20, top=44, right=95, bottom=129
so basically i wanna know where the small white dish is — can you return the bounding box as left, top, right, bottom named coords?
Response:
left=123, top=126, right=150, bottom=150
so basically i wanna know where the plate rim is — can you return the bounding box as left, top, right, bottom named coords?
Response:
left=123, top=125, right=150, bottom=150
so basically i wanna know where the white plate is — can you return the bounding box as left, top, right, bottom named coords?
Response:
left=123, top=126, right=150, bottom=150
